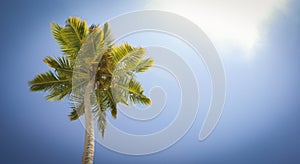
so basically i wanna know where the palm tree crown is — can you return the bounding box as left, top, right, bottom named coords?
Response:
left=29, top=17, right=154, bottom=137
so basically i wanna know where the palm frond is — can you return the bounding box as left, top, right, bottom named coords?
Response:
left=50, top=23, right=66, bottom=51
left=93, top=88, right=116, bottom=138
left=43, top=56, right=72, bottom=68
left=112, top=78, right=151, bottom=106
left=29, top=71, right=72, bottom=101
left=50, top=17, right=88, bottom=60
left=29, top=71, right=66, bottom=91
left=43, top=56, right=74, bottom=78
left=69, top=103, right=84, bottom=121
left=110, top=72, right=133, bottom=105
left=134, top=58, right=154, bottom=72
left=110, top=43, right=145, bottom=63
left=111, top=43, right=146, bottom=75
left=110, top=43, right=134, bottom=63
left=65, top=17, right=88, bottom=41
left=107, top=88, right=117, bottom=118
left=94, top=88, right=117, bottom=118
left=102, top=22, right=114, bottom=48
left=45, top=82, right=72, bottom=101
left=94, top=106, right=107, bottom=138
left=127, top=79, right=151, bottom=105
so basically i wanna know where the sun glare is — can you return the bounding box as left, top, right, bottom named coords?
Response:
left=145, top=0, right=287, bottom=52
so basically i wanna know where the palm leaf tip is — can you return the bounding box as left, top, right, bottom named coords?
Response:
left=143, top=97, right=152, bottom=105
left=43, top=56, right=59, bottom=68
left=135, top=58, right=154, bottom=72
left=69, top=109, right=79, bottom=121
left=50, top=23, right=66, bottom=50
left=111, top=108, right=117, bottom=119
left=95, top=109, right=107, bottom=139
left=28, top=71, right=58, bottom=92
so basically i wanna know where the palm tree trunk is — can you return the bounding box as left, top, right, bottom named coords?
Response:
left=82, top=80, right=95, bottom=164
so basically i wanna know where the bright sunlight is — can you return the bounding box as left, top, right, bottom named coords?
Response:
left=146, top=0, right=287, bottom=51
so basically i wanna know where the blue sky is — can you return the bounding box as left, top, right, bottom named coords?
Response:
left=1, top=0, right=300, bottom=163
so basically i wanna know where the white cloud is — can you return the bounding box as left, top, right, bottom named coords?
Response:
left=145, top=0, right=288, bottom=52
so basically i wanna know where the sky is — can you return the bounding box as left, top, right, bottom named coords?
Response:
left=1, top=0, right=300, bottom=163
left=145, top=0, right=287, bottom=51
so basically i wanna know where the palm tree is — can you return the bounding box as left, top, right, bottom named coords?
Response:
left=29, top=17, right=154, bottom=164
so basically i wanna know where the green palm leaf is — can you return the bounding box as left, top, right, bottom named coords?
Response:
left=134, top=58, right=154, bottom=73
left=43, top=56, right=73, bottom=78
left=69, top=102, right=84, bottom=121
left=102, top=22, right=114, bottom=48
left=113, top=78, right=151, bottom=105
left=50, top=17, right=88, bottom=60
left=29, top=70, right=72, bottom=101
left=110, top=43, right=146, bottom=75
left=128, top=83, right=151, bottom=105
